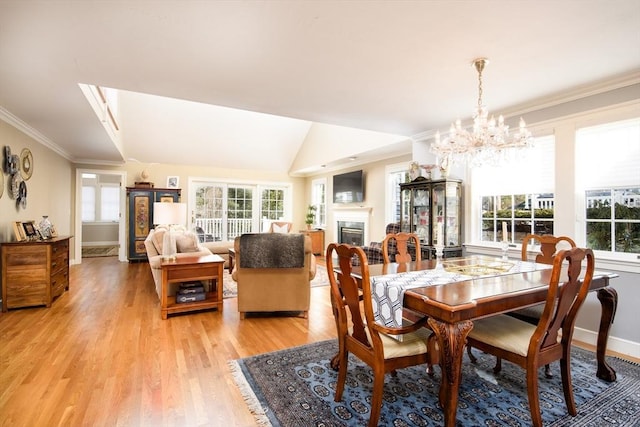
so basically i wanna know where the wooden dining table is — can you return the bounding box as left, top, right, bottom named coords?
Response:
left=345, top=255, right=619, bottom=427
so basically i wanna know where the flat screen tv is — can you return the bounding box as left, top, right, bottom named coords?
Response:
left=333, top=170, right=364, bottom=203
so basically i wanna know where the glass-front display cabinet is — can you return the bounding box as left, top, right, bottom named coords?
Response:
left=400, top=177, right=463, bottom=258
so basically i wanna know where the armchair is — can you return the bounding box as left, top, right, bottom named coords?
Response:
left=231, top=233, right=316, bottom=318
left=353, top=223, right=400, bottom=265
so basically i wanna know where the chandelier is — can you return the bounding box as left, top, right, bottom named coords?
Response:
left=431, top=58, right=533, bottom=166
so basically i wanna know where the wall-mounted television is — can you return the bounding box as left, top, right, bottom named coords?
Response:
left=333, top=170, right=364, bottom=203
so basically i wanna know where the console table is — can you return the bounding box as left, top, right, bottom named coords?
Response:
left=1, top=236, right=71, bottom=311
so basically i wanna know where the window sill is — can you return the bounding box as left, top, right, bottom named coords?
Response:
left=464, top=243, right=640, bottom=274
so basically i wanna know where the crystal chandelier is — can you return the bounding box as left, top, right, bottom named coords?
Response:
left=431, top=58, right=533, bottom=166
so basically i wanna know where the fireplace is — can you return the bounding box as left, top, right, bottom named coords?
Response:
left=338, top=221, right=365, bottom=246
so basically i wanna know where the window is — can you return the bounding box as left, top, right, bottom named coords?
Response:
left=192, top=180, right=291, bottom=241
left=261, top=187, right=285, bottom=220
left=311, top=178, right=327, bottom=227
left=82, top=186, right=96, bottom=222
left=100, top=186, right=120, bottom=222
left=386, top=164, right=409, bottom=224
left=577, top=119, right=640, bottom=254
left=81, top=173, right=120, bottom=222
left=474, top=136, right=555, bottom=243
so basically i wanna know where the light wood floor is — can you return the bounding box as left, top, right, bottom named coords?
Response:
left=1, top=256, right=636, bottom=427
left=0, top=257, right=336, bottom=426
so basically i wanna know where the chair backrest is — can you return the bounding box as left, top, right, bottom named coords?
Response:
left=532, top=247, right=594, bottom=353
left=382, top=232, right=421, bottom=264
left=521, top=234, right=576, bottom=264
left=268, top=221, right=292, bottom=233
left=326, top=243, right=378, bottom=351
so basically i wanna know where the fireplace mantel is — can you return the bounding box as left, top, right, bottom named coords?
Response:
left=334, top=208, right=371, bottom=245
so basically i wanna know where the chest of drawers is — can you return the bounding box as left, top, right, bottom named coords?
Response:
left=1, top=236, right=71, bottom=311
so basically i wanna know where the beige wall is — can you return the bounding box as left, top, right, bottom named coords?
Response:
left=304, top=154, right=411, bottom=247
left=0, top=121, right=74, bottom=256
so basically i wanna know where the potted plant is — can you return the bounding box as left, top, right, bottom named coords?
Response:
left=305, top=205, right=317, bottom=229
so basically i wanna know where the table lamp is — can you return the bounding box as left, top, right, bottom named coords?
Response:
left=153, top=202, right=187, bottom=261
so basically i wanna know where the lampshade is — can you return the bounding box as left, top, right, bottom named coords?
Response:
left=153, top=202, right=187, bottom=226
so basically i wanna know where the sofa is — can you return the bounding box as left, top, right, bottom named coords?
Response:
left=231, top=233, right=316, bottom=318
left=201, top=240, right=234, bottom=269
left=144, top=227, right=213, bottom=298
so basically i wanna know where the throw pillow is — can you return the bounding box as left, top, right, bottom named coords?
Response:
left=152, top=229, right=166, bottom=254
left=272, top=223, right=289, bottom=233
left=176, top=232, right=200, bottom=253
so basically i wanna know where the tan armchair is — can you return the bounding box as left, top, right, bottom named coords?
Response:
left=231, top=233, right=316, bottom=318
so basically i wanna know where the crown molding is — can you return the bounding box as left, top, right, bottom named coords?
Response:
left=0, top=106, right=72, bottom=161
left=411, top=71, right=640, bottom=143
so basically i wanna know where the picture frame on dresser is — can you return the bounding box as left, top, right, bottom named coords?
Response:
left=13, top=221, right=26, bottom=241
left=22, top=221, right=39, bottom=239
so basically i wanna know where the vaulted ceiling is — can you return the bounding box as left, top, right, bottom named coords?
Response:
left=1, top=1, right=639, bottom=175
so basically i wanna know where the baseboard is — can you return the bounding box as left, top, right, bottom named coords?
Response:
left=82, top=241, right=119, bottom=247
left=573, top=326, right=640, bottom=359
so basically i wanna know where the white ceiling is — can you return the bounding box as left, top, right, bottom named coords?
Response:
left=1, top=1, right=639, bottom=175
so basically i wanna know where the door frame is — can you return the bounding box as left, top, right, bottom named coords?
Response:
left=74, top=169, right=128, bottom=264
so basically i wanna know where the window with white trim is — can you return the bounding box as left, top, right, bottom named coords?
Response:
left=386, top=164, right=409, bottom=224
left=576, top=118, right=640, bottom=254
left=81, top=173, right=120, bottom=222
left=474, top=136, right=555, bottom=243
left=311, top=178, right=327, bottom=227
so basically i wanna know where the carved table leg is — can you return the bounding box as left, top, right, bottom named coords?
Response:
left=596, top=287, right=618, bottom=382
left=428, top=318, right=473, bottom=427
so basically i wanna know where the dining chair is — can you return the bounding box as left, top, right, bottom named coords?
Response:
left=382, top=232, right=422, bottom=264
left=521, top=234, right=576, bottom=264
left=466, top=247, right=595, bottom=427
left=514, top=234, right=577, bottom=377
left=326, top=243, right=439, bottom=427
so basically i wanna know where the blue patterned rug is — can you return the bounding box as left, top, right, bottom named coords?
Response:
left=230, top=339, right=639, bottom=426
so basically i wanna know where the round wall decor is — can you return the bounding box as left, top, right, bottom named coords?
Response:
left=20, top=148, right=33, bottom=180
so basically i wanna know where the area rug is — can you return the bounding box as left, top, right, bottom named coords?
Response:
left=230, top=339, right=639, bottom=426
left=81, top=245, right=119, bottom=258
left=223, top=264, right=330, bottom=299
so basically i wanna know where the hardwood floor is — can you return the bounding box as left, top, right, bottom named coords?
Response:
left=1, top=256, right=636, bottom=427
left=0, top=257, right=336, bottom=426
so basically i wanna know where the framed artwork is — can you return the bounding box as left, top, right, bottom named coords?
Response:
left=22, top=221, right=39, bottom=239
left=50, top=225, right=58, bottom=238
left=167, top=176, right=179, bottom=188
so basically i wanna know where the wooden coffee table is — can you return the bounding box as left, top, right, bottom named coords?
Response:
left=160, top=254, right=224, bottom=319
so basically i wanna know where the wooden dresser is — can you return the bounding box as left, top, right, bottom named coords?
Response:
left=1, top=236, right=71, bottom=312
left=300, top=229, right=325, bottom=255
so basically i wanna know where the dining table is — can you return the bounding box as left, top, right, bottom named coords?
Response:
left=344, top=255, right=619, bottom=427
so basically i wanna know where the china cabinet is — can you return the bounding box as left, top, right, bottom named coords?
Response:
left=399, top=177, right=463, bottom=258
left=126, top=187, right=181, bottom=261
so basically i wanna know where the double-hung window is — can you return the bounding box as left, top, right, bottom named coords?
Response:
left=311, top=178, right=327, bottom=227
left=473, top=136, right=555, bottom=243
left=576, top=118, right=640, bottom=255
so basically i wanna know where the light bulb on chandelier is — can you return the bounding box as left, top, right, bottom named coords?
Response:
left=431, top=58, right=533, bottom=167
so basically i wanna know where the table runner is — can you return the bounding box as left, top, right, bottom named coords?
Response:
left=370, top=260, right=552, bottom=330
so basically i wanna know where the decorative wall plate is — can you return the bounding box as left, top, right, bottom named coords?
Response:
left=10, top=173, right=21, bottom=199
left=18, top=180, right=27, bottom=208
left=3, top=146, right=11, bottom=174
left=20, top=148, right=33, bottom=180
